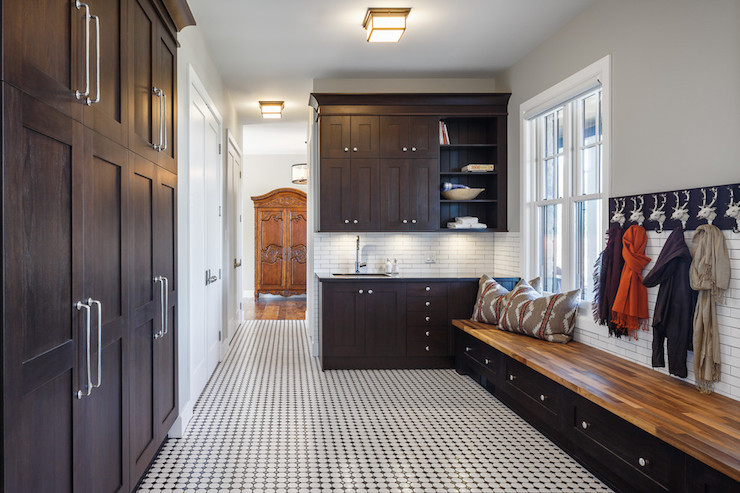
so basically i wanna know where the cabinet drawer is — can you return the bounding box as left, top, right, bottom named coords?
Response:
left=504, top=358, right=559, bottom=416
left=407, top=295, right=447, bottom=312
left=406, top=282, right=448, bottom=297
left=407, top=311, right=448, bottom=326
left=407, top=325, right=449, bottom=342
left=407, top=340, right=449, bottom=356
left=573, top=397, right=679, bottom=491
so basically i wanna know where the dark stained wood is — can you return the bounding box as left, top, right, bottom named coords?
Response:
left=321, top=283, right=364, bottom=363
left=453, top=319, right=740, bottom=483
left=349, top=116, right=379, bottom=158
left=379, top=159, right=409, bottom=231
left=252, top=189, right=307, bottom=298
left=309, top=93, right=512, bottom=114
left=154, top=23, right=177, bottom=173
left=408, top=159, right=439, bottom=230
left=161, top=0, right=196, bottom=31
left=380, top=116, right=438, bottom=158
left=128, top=0, right=158, bottom=163
left=351, top=158, right=380, bottom=230
left=319, top=158, right=352, bottom=231
left=379, top=116, right=407, bottom=158
left=320, top=116, right=350, bottom=158
left=364, top=284, right=405, bottom=357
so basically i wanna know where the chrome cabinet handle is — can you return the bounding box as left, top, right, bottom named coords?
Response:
left=76, top=300, right=92, bottom=399
left=152, top=87, right=164, bottom=150
left=153, top=276, right=164, bottom=338
left=539, top=394, right=547, bottom=402
left=411, top=219, right=417, bottom=224
left=352, top=147, right=358, bottom=152
left=425, top=316, right=430, bottom=322
left=358, top=289, right=364, bottom=294
left=402, top=147, right=408, bottom=152
left=162, top=276, right=169, bottom=336
left=353, top=220, right=358, bottom=224
left=425, top=301, right=431, bottom=307
left=161, top=91, right=168, bottom=151
left=411, top=147, right=417, bottom=152
left=485, top=358, right=491, bottom=365
left=638, top=458, right=648, bottom=467
left=465, top=346, right=472, bottom=352
left=344, top=219, right=350, bottom=224
left=344, top=147, right=349, bottom=152
left=581, top=421, right=590, bottom=430
left=367, top=289, right=373, bottom=294
left=402, top=219, right=408, bottom=224
left=425, top=331, right=430, bottom=337
left=425, top=286, right=431, bottom=291
left=86, top=13, right=101, bottom=105
left=88, top=298, right=102, bottom=389
left=425, top=346, right=430, bottom=351
left=75, top=1, right=91, bottom=101
left=509, top=374, right=516, bottom=381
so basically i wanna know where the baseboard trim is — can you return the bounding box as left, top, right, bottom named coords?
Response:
left=168, top=400, right=194, bottom=438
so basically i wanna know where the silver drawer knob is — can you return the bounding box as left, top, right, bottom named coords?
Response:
left=412, top=147, right=417, bottom=151
left=484, top=358, right=491, bottom=365
left=425, top=286, right=431, bottom=291
left=425, top=301, right=431, bottom=307
left=411, top=219, right=417, bottom=224
left=425, top=331, right=430, bottom=337
left=358, top=289, right=364, bottom=294
left=402, top=219, right=408, bottom=224
left=402, top=147, right=408, bottom=152
left=344, top=147, right=349, bottom=152
left=581, top=421, right=590, bottom=430
left=425, top=316, right=430, bottom=322
left=638, top=458, right=648, bottom=467
left=353, top=220, right=358, bottom=224
left=465, top=346, right=472, bottom=352
left=368, top=289, right=373, bottom=294
left=539, top=394, right=547, bottom=402
left=425, top=346, right=430, bottom=351
left=344, top=219, right=350, bottom=224
left=509, top=374, right=516, bottom=381
left=353, top=147, right=358, bottom=152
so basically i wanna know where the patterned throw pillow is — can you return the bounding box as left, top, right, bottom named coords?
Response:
left=499, top=280, right=580, bottom=343
left=471, top=275, right=510, bottom=323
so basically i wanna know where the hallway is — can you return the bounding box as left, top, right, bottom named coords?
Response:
left=137, top=321, right=609, bottom=492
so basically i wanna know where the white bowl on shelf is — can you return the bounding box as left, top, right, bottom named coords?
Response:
left=441, top=188, right=484, bottom=200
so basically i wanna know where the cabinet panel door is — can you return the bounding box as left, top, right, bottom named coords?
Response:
left=364, top=284, right=405, bottom=357
left=351, top=158, right=380, bottom=231
left=319, top=158, right=352, bottom=231
left=84, top=0, right=128, bottom=145
left=3, top=0, right=84, bottom=121
left=128, top=0, right=158, bottom=163
left=256, top=209, right=286, bottom=291
left=322, top=284, right=364, bottom=360
left=287, top=209, right=308, bottom=291
left=350, top=116, right=379, bottom=158
left=79, top=129, right=130, bottom=493
left=379, top=116, right=408, bottom=158
left=320, top=116, right=350, bottom=158
left=154, top=168, right=178, bottom=438
left=154, top=23, right=177, bottom=173
left=408, top=117, right=440, bottom=158
left=408, top=159, right=439, bottom=231
left=379, top=159, right=409, bottom=231
left=2, top=87, right=84, bottom=493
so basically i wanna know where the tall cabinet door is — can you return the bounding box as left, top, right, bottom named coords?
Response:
left=2, top=0, right=84, bottom=121
left=128, top=0, right=158, bottom=163
left=256, top=209, right=286, bottom=293
left=351, top=158, right=380, bottom=231
left=320, top=116, right=350, bottom=158
left=84, top=0, right=129, bottom=146
left=79, top=129, right=130, bottom=493
left=287, top=209, right=308, bottom=291
left=408, top=159, right=439, bottom=231
left=379, top=160, right=410, bottom=231
left=363, top=284, right=405, bottom=357
left=154, top=23, right=177, bottom=173
left=407, top=116, right=439, bottom=158
left=319, top=158, right=353, bottom=231
left=2, top=86, right=85, bottom=493
left=154, top=167, right=178, bottom=440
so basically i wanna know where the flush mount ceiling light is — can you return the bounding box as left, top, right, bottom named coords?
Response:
left=291, top=163, right=308, bottom=184
left=362, top=8, right=411, bottom=43
left=259, top=101, right=284, bottom=119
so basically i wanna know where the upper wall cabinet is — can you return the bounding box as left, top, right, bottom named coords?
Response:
left=380, top=116, right=439, bottom=159
left=320, top=115, right=379, bottom=158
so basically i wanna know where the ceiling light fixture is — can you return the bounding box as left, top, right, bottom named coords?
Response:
left=362, top=8, right=411, bottom=43
left=259, top=101, right=284, bottom=119
left=291, top=163, right=308, bottom=184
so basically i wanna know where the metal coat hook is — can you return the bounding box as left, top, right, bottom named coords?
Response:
left=726, top=186, right=740, bottom=233
left=649, top=193, right=667, bottom=233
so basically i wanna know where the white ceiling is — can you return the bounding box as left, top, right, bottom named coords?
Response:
left=187, top=0, right=595, bottom=148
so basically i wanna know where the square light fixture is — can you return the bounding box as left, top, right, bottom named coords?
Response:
left=291, top=163, right=308, bottom=184
left=259, top=101, right=284, bottom=119
left=362, top=8, right=411, bottom=43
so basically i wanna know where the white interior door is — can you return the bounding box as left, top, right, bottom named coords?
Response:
left=188, top=73, right=222, bottom=402
left=224, top=133, right=243, bottom=354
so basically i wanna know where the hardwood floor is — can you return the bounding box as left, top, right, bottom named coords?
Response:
left=244, top=295, right=307, bottom=320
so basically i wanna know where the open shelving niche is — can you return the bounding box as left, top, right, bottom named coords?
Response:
left=438, top=116, right=507, bottom=232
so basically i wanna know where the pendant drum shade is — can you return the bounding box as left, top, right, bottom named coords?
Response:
left=291, top=163, right=308, bottom=184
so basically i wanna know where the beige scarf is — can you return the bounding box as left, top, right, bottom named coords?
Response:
left=689, top=224, right=730, bottom=393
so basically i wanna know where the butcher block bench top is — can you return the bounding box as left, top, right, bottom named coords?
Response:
left=453, top=319, right=740, bottom=482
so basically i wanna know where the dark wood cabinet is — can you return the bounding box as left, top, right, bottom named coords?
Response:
left=380, top=159, right=439, bottom=231
left=320, top=115, right=379, bottom=158
left=319, top=158, right=381, bottom=231
left=380, top=116, right=438, bottom=158
left=251, top=189, right=307, bottom=298
left=364, top=284, right=406, bottom=357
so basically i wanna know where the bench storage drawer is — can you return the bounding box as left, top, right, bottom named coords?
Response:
left=503, top=358, right=561, bottom=423
left=407, top=295, right=447, bottom=312
left=406, top=282, right=448, bottom=297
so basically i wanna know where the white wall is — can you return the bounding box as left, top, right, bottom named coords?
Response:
left=497, top=0, right=740, bottom=231
left=173, top=25, right=242, bottom=436
left=493, top=0, right=740, bottom=401
left=242, top=153, right=308, bottom=295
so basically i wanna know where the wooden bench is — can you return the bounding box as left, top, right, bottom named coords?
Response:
left=453, top=319, right=740, bottom=493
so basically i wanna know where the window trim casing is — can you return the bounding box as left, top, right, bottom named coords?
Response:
left=520, top=55, right=611, bottom=300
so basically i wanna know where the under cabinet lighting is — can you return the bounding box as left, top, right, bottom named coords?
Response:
left=291, top=163, right=308, bottom=184
left=363, top=8, right=411, bottom=43
left=259, top=101, right=284, bottom=119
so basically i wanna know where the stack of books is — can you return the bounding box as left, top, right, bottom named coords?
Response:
left=439, top=121, right=450, bottom=145
left=462, top=164, right=495, bottom=172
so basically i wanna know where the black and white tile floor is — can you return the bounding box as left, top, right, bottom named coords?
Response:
left=137, top=320, right=611, bottom=492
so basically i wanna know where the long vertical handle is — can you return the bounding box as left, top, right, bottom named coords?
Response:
left=75, top=1, right=91, bottom=101
left=160, top=92, right=168, bottom=152
left=88, top=299, right=102, bottom=389
left=153, top=276, right=164, bottom=338
left=162, top=276, right=169, bottom=336
left=152, top=88, right=163, bottom=150
left=75, top=301, right=92, bottom=399
left=87, top=13, right=101, bottom=105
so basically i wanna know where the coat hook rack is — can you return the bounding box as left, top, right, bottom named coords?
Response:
left=609, top=182, right=740, bottom=233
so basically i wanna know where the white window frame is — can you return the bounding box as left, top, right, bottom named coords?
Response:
left=520, top=55, right=611, bottom=302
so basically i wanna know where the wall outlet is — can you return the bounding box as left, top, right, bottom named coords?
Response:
left=425, top=253, right=436, bottom=264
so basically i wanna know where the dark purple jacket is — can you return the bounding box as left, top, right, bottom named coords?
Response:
left=595, top=226, right=625, bottom=336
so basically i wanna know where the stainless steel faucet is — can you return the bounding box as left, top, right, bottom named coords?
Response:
left=354, top=235, right=366, bottom=273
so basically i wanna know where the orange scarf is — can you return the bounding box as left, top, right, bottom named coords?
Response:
left=612, top=225, right=651, bottom=338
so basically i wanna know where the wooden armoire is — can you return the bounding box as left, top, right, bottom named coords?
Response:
left=0, top=1, right=194, bottom=491
left=252, top=189, right=307, bottom=298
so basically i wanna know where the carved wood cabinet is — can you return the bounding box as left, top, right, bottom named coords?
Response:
left=252, top=189, right=307, bottom=298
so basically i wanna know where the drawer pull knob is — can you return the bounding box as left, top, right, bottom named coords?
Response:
left=402, top=147, right=408, bottom=152
left=358, top=289, right=364, bottom=294
left=581, top=421, right=590, bottom=430
left=353, top=147, right=358, bottom=152
left=425, top=346, right=430, bottom=352
left=425, top=331, right=430, bottom=337
left=353, top=220, right=358, bottom=224
left=344, top=147, right=349, bottom=152
left=411, top=147, right=417, bottom=151
left=425, top=286, right=431, bottom=291
left=368, top=289, right=373, bottom=294
left=509, top=374, right=516, bottom=381
left=484, top=358, right=491, bottom=365
left=638, top=458, right=648, bottom=467
left=465, top=346, right=472, bottom=352
left=425, top=301, right=431, bottom=307
left=402, top=219, right=408, bottom=224
left=425, top=316, right=430, bottom=322
left=539, top=394, right=547, bottom=402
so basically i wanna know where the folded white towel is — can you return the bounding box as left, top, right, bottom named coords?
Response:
left=455, top=216, right=478, bottom=225
left=471, top=223, right=488, bottom=229
left=447, top=222, right=472, bottom=229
